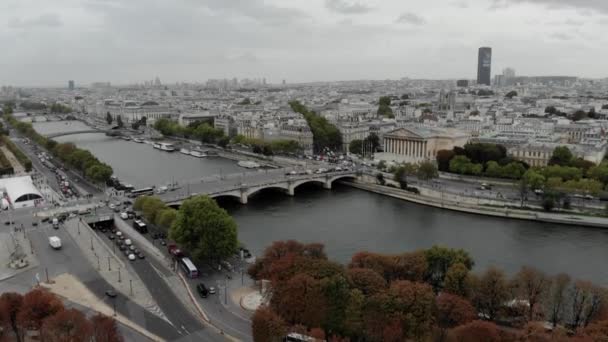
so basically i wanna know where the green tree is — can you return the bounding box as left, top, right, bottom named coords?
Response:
left=116, top=115, right=124, bottom=128
left=549, top=146, right=574, bottom=166
left=444, top=263, right=472, bottom=297
left=155, top=208, right=177, bottom=231
left=169, top=196, right=238, bottom=264
left=141, top=197, right=166, bottom=224
left=377, top=96, right=394, bottom=118
left=289, top=101, right=343, bottom=153
left=425, top=246, right=474, bottom=291
left=417, top=161, right=438, bottom=180
left=349, top=139, right=363, bottom=155
left=376, top=173, right=385, bottom=186
left=85, top=164, right=113, bottom=184
left=505, top=90, right=518, bottom=98
left=106, top=112, right=113, bottom=125
left=523, top=169, right=546, bottom=190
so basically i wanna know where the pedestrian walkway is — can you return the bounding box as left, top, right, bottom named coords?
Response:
left=62, top=218, right=168, bottom=322
left=42, top=273, right=163, bottom=342
left=0, top=230, right=39, bottom=281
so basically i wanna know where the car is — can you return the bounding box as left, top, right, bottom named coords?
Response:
left=41, top=217, right=50, bottom=223
left=123, top=249, right=130, bottom=256
left=208, top=286, right=216, bottom=294
left=120, top=212, right=128, bottom=220
left=119, top=244, right=127, bottom=251
left=105, top=289, right=117, bottom=298
left=116, top=231, right=123, bottom=237
left=137, top=252, right=145, bottom=259
left=160, top=240, right=167, bottom=246
left=128, top=254, right=136, bottom=261
left=108, top=234, right=115, bottom=240
left=129, top=245, right=136, bottom=251
left=585, top=194, right=595, bottom=200
left=32, top=222, right=38, bottom=227
left=113, top=207, right=120, bottom=213
left=196, top=283, right=209, bottom=298
left=109, top=204, right=115, bottom=209
left=124, top=239, right=132, bottom=246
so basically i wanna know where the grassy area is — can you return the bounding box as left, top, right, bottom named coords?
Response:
left=0, top=135, right=32, bottom=171
left=0, top=147, right=14, bottom=175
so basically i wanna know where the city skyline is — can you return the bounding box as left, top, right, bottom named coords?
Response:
left=1, top=0, right=608, bottom=86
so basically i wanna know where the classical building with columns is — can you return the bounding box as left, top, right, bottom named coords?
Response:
left=376, top=127, right=469, bottom=163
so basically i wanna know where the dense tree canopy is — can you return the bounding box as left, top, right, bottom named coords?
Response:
left=249, top=240, right=608, bottom=341
left=169, top=195, right=238, bottom=264
left=289, top=101, right=343, bottom=153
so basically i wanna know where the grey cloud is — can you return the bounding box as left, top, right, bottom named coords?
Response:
left=325, top=0, right=373, bottom=14
left=395, top=12, right=426, bottom=25
left=451, top=1, right=469, bottom=8
left=491, top=0, right=608, bottom=14
left=550, top=32, right=574, bottom=40
left=9, top=13, right=62, bottom=28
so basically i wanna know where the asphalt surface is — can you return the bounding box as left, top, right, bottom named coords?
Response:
left=92, top=218, right=228, bottom=341
left=2, top=208, right=180, bottom=341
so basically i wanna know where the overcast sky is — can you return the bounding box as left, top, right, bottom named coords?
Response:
left=1, top=0, right=607, bottom=86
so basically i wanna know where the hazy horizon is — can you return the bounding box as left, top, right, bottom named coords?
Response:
left=2, top=0, right=608, bottom=86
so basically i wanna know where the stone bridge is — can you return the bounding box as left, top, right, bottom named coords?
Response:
left=161, top=170, right=359, bottom=205
left=46, top=128, right=126, bottom=139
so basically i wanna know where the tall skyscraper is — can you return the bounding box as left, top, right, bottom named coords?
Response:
left=477, top=47, right=492, bottom=86
left=68, top=80, right=75, bottom=90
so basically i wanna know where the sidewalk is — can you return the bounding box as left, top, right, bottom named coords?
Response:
left=62, top=218, right=167, bottom=322
left=0, top=231, right=39, bottom=281
left=41, top=273, right=162, bottom=342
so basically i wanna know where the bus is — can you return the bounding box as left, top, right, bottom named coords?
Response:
left=284, top=333, right=322, bottom=342
left=133, top=220, right=148, bottom=234
left=128, top=187, right=155, bottom=198
left=180, top=257, right=199, bottom=278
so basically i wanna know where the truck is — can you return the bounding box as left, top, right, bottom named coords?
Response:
left=49, top=236, right=62, bottom=249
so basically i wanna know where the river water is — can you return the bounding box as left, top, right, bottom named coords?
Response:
left=33, top=121, right=608, bottom=285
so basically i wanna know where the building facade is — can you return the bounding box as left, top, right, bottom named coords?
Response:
left=376, top=127, right=469, bottom=163
left=477, top=47, right=492, bottom=86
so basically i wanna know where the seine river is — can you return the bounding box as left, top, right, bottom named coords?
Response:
left=34, top=121, right=608, bottom=285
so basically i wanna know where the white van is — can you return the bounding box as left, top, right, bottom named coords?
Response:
left=49, top=236, right=62, bottom=249
left=52, top=218, right=59, bottom=229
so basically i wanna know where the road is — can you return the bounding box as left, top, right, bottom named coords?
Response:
left=90, top=213, right=228, bottom=341
left=2, top=207, right=181, bottom=341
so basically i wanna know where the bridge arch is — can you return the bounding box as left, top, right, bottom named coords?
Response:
left=291, top=179, right=328, bottom=192
left=327, top=174, right=358, bottom=188
left=246, top=184, right=290, bottom=199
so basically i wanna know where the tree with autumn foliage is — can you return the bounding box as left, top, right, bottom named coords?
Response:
left=41, top=308, right=93, bottom=342
left=91, top=314, right=124, bottom=342
left=272, top=273, right=327, bottom=328
left=0, top=292, right=23, bottom=342
left=470, top=267, right=509, bottom=321
left=511, top=266, right=548, bottom=321
left=435, top=293, right=476, bottom=340
left=16, top=289, right=64, bottom=332
left=346, top=268, right=386, bottom=296
left=545, top=273, right=571, bottom=328
left=252, top=307, right=287, bottom=342
left=447, top=320, right=501, bottom=342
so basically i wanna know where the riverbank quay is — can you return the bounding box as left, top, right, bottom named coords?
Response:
left=348, top=177, right=608, bottom=228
